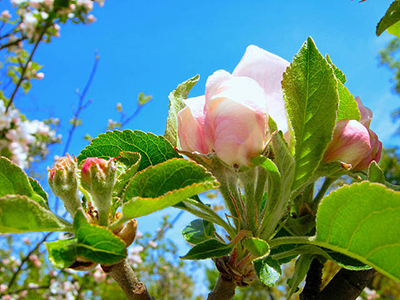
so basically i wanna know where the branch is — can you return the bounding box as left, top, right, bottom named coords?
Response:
left=315, top=268, right=376, bottom=300
left=101, top=259, right=154, bottom=300
left=7, top=232, right=53, bottom=289
left=0, top=36, right=26, bottom=50
left=207, top=274, right=236, bottom=300
left=5, top=284, right=49, bottom=296
left=300, top=259, right=323, bottom=300
left=5, top=21, right=52, bottom=112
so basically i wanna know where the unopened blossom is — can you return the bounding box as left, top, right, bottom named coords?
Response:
left=36, top=72, right=44, bottom=79
left=1, top=10, right=11, bottom=19
left=324, top=97, right=382, bottom=171
left=87, top=14, right=96, bottom=23
left=178, top=45, right=289, bottom=167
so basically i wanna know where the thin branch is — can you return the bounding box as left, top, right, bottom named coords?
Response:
left=5, top=284, right=50, bottom=296
left=120, top=105, right=143, bottom=129
left=101, top=259, right=154, bottom=300
left=7, top=232, right=53, bottom=289
left=5, top=21, right=52, bottom=112
left=62, top=53, right=99, bottom=155
left=300, top=259, right=323, bottom=300
left=0, top=36, right=25, bottom=50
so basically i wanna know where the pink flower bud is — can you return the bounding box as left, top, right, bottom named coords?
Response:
left=36, top=72, right=44, bottom=80
left=204, top=71, right=269, bottom=167
left=1, top=10, right=11, bottom=20
left=86, top=14, right=96, bottom=23
left=177, top=96, right=211, bottom=154
left=48, top=154, right=81, bottom=216
left=324, top=120, right=382, bottom=171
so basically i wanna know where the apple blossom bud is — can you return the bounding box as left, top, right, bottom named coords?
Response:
left=1, top=10, right=11, bottom=20
left=48, top=154, right=81, bottom=217
left=324, top=120, right=382, bottom=171
left=36, top=72, right=44, bottom=80
left=204, top=70, right=269, bottom=167
left=177, top=95, right=211, bottom=154
left=80, top=157, right=116, bottom=225
left=87, top=14, right=96, bottom=23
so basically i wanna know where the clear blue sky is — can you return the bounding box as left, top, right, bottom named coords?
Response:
left=2, top=0, right=399, bottom=293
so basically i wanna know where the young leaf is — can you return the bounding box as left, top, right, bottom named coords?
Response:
left=46, top=238, right=77, bottom=269
left=0, top=157, right=47, bottom=207
left=28, top=177, right=49, bottom=207
left=113, top=152, right=141, bottom=198
left=182, top=219, right=216, bottom=245
left=253, top=257, right=282, bottom=286
left=368, top=161, right=386, bottom=184
left=336, top=82, right=360, bottom=122
left=73, top=211, right=127, bottom=265
left=180, top=239, right=232, bottom=260
left=0, top=195, right=72, bottom=233
left=282, top=37, right=339, bottom=191
left=326, top=54, right=346, bottom=84
left=243, top=237, right=270, bottom=259
left=164, top=75, right=200, bottom=147
left=122, top=158, right=219, bottom=219
left=287, top=254, right=315, bottom=298
left=315, top=182, right=400, bottom=283
left=377, top=0, right=400, bottom=36
left=77, top=130, right=180, bottom=172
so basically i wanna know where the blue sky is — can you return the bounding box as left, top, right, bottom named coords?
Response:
left=2, top=0, right=400, bottom=292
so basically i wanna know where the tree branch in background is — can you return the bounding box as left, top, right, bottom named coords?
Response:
left=207, top=273, right=236, bottom=300
left=5, top=20, right=52, bottom=112
left=300, top=259, right=323, bottom=300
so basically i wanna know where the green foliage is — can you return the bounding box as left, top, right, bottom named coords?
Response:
left=282, top=37, right=339, bottom=191
left=377, top=0, right=400, bottom=36
left=287, top=254, right=314, bottom=298
left=368, top=161, right=386, bottom=184
left=0, top=195, right=72, bottom=233
left=315, top=182, right=400, bottom=283
left=164, top=75, right=200, bottom=147
left=182, top=219, right=216, bottom=245
left=180, top=239, right=232, bottom=260
left=122, top=158, right=219, bottom=219
left=46, top=238, right=77, bottom=268
left=0, top=157, right=48, bottom=208
left=253, top=257, right=281, bottom=287
left=243, top=238, right=270, bottom=259
left=78, top=130, right=180, bottom=172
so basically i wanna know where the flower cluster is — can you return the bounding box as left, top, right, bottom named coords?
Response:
left=0, top=100, right=60, bottom=169
left=178, top=45, right=382, bottom=172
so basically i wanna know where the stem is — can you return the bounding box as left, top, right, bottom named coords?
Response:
left=102, top=259, right=153, bottom=300
left=121, top=105, right=143, bottom=128
left=268, top=236, right=313, bottom=248
left=315, top=268, right=376, bottom=300
left=217, top=170, right=240, bottom=225
left=311, top=177, right=335, bottom=213
left=255, top=166, right=268, bottom=215
left=5, top=21, right=52, bottom=112
left=239, top=169, right=257, bottom=235
left=207, top=274, right=236, bottom=300
left=300, top=258, right=323, bottom=300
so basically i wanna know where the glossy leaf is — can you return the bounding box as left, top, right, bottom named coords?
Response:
left=46, top=238, right=77, bottom=269
left=282, top=37, right=338, bottom=191
left=315, top=182, right=400, bottom=283
left=368, top=161, right=385, bottom=184
left=253, top=257, right=281, bottom=287
left=182, top=219, right=216, bottom=245
left=77, top=130, right=180, bottom=172
left=180, top=239, right=232, bottom=260
left=73, top=211, right=127, bottom=265
left=122, top=158, right=219, bottom=219
left=164, top=75, right=200, bottom=147
left=0, top=157, right=47, bottom=207
left=377, top=0, right=400, bottom=36
left=243, top=237, right=270, bottom=259
left=0, top=195, right=72, bottom=233
left=113, top=152, right=141, bottom=198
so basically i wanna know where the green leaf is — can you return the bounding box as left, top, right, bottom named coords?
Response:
left=0, top=157, right=47, bottom=207
left=122, top=158, right=219, bottom=219
left=77, top=130, right=180, bottom=172
left=259, top=131, right=295, bottom=240
left=326, top=54, right=346, bottom=84
left=73, top=211, right=127, bottom=265
left=282, top=37, right=339, bottom=191
left=315, top=182, right=400, bottom=283
left=387, top=21, right=400, bottom=38
left=287, top=255, right=315, bottom=298
left=180, top=239, right=232, bottom=260
left=368, top=161, right=386, bottom=184
left=46, top=238, right=77, bottom=269
left=336, top=82, right=360, bottom=122
left=243, top=237, right=270, bottom=259
left=182, top=219, right=216, bottom=245
left=54, top=0, right=70, bottom=8
left=28, top=177, right=48, bottom=208
left=377, top=0, right=400, bottom=36
left=253, top=257, right=281, bottom=286
left=113, top=152, right=141, bottom=198
left=164, top=75, right=200, bottom=147
left=0, top=195, right=72, bottom=233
